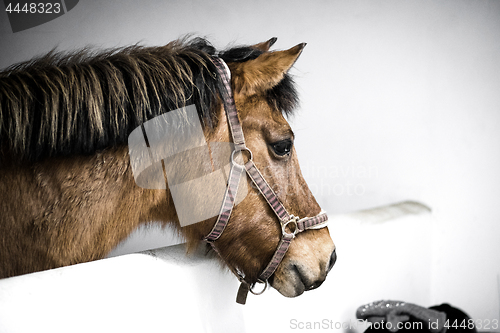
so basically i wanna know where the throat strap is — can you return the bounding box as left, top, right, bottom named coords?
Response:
left=204, top=162, right=245, bottom=242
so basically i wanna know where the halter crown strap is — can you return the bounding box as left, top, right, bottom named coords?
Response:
left=213, top=58, right=246, bottom=150
left=205, top=57, right=329, bottom=304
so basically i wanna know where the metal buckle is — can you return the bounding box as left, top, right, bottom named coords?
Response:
left=231, top=147, right=253, bottom=167
left=282, top=215, right=299, bottom=238
left=249, top=279, right=268, bottom=295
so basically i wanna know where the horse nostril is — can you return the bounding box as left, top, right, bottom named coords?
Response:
left=327, top=249, right=337, bottom=273
left=306, top=280, right=324, bottom=291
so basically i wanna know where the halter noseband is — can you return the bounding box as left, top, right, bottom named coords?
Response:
left=204, top=57, right=329, bottom=304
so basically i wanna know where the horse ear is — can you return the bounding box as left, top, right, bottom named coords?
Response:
left=231, top=43, right=306, bottom=95
left=252, top=37, right=278, bottom=52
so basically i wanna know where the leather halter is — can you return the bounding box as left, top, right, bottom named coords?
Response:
left=204, top=57, right=329, bottom=304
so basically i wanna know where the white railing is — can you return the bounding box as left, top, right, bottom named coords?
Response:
left=0, top=201, right=432, bottom=333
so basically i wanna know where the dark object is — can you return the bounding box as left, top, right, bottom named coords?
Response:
left=357, top=300, right=477, bottom=333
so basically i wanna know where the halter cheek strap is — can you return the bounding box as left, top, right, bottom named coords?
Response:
left=204, top=57, right=329, bottom=304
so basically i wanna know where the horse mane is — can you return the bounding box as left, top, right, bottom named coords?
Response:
left=0, top=37, right=298, bottom=162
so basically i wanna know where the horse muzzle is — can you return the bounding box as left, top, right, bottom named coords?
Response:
left=270, top=239, right=336, bottom=298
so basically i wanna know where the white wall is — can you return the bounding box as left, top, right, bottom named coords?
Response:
left=0, top=244, right=245, bottom=333
left=0, top=203, right=433, bottom=333
left=1, top=0, right=499, bottom=326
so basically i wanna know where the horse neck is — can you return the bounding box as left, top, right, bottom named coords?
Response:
left=13, top=145, right=175, bottom=262
left=77, top=145, right=177, bottom=252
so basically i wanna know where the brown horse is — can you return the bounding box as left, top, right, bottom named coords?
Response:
left=0, top=37, right=335, bottom=298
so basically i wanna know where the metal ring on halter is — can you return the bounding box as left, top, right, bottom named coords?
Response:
left=249, top=279, right=268, bottom=295
left=230, top=147, right=253, bottom=167
left=282, top=215, right=299, bottom=238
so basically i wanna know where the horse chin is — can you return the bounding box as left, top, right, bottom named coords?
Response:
left=270, top=262, right=319, bottom=298
left=270, top=274, right=306, bottom=298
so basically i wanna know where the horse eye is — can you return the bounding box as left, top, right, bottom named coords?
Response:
left=271, top=139, right=293, bottom=157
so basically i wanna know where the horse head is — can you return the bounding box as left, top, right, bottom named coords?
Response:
left=185, top=39, right=337, bottom=298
